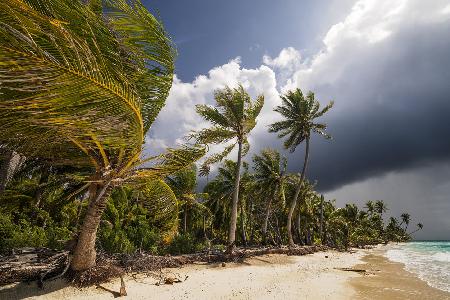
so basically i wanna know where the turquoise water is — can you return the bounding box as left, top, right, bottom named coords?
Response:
left=386, top=241, right=450, bottom=292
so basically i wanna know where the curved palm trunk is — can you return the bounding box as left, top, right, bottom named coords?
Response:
left=287, top=136, right=310, bottom=247
left=227, top=141, right=242, bottom=253
left=71, top=178, right=112, bottom=271
left=262, top=186, right=277, bottom=244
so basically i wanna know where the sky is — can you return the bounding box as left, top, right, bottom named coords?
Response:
left=142, top=0, right=450, bottom=240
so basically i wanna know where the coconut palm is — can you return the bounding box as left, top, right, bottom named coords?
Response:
left=192, top=85, right=264, bottom=252
left=198, top=164, right=211, bottom=184
left=375, top=200, right=388, bottom=218
left=269, top=88, right=333, bottom=246
left=204, top=160, right=251, bottom=243
left=365, top=201, right=375, bottom=216
left=252, top=149, right=287, bottom=243
left=400, top=213, right=411, bottom=231
left=166, top=164, right=209, bottom=234
left=0, top=0, right=205, bottom=270
left=410, top=223, right=424, bottom=235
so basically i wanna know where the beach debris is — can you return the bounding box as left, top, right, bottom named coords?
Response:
left=119, top=275, right=127, bottom=297
left=0, top=245, right=329, bottom=287
left=221, top=262, right=226, bottom=267
left=335, top=267, right=368, bottom=274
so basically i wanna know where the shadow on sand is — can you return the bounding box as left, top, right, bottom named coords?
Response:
left=0, top=279, right=68, bottom=300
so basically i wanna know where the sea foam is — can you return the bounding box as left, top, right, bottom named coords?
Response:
left=386, top=241, right=450, bottom=292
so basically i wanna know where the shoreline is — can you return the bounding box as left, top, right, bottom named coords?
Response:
left=1, top=246, right=449, bottom=299
left=350, top=246, right=450, bottom=300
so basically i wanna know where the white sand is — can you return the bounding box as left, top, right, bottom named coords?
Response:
left=0, top=250, right=364, bottom=300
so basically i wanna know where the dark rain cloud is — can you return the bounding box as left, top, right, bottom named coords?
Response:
left=270, top=21, right=450, bottom=192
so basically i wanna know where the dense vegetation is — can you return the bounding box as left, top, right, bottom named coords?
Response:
left=0, top=0, right=422, bottom=274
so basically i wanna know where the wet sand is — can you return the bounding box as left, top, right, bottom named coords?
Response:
left=351, top=247, right=450, bottom=300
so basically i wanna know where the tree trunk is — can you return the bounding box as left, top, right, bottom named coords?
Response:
left=262, top=187, right=276, bottom=244
left=0, top=150, right=13, bottom=193
left=319, top=195, right=324, bottom=244
left=287, top=136, right=310, bottom=247
left=227, top=141, right=242, bottom=253
left=249, top=202, right=255, bottom=244
left=240, top=199, right=247, bottom=246
left=296, top=212, right=303, bottom=245
left=71, top=178, right=112, bottom=271
left=183, top=204, right=188, bottom=233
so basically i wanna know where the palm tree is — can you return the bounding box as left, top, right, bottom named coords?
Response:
left=409, top=223, right=424, bottom=235
left=252, top=149, right=287, bottom=243
left=167, top=164, right=209, bottom=234
left=198, top=164, right=211, bottom=184
left=0, top=0, right=205, bottom=270
left=375, top=200, right=388, bottom=218
left=269, top=88, right=333, bottom=247
left=193, top=85, right=264, bottom=252
left=400, top=213, right=411, bottom=231
left=365, top=201, right=375, bottom=216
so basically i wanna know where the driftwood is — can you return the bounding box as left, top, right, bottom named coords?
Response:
left=335, top=267, right=367, bottom=273
left=0, top=245, right=329, bottom=287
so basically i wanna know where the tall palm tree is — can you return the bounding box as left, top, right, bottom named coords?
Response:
left=0, top=0, right=204, bottom=270
left=400, top=213, right=411, bottom=231
left=193, top=85, right=264, bottom=252
left=252, top=149, right=287, bottom=243
left=269, top=88, right=333, bottom=247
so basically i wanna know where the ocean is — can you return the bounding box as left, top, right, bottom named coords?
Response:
left=386, top=241, right=450, bottom=292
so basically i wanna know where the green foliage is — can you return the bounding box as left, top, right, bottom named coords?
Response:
left=0, top=212, right=72, bottom=254
left=166, top=233, right=206, bottom=255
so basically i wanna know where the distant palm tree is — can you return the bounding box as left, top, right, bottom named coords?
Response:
left=269, top=88, right=333, bottom=247
left=375, top=200, right=388, bottom=218
left=400, top=213, right=411, bottom=231
left=409, top=223, right=424, bottom=235
left=253, top=149, right=287, bottom=243
left=199, top=164, right=211, bottom=184
left=365, top=201, right=375, bottom=216
left=167, top=164, right=209, bottom=233
left=193, top=85, right=264, bottom=252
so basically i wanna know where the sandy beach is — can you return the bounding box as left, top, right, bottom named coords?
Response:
left=1, top=247, right=449, bottom=300
left=1, top=250, right=361, bottom=300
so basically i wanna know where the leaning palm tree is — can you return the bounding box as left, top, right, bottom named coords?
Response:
left=252, top=148, right=287, bottom=243
left=0, top=0, right=204, bottom=270
left=409, top=223, right=424, bottom=235
left=269, top=88, right=333, bottom=247
left=192, top=85, right=264, bottom=252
